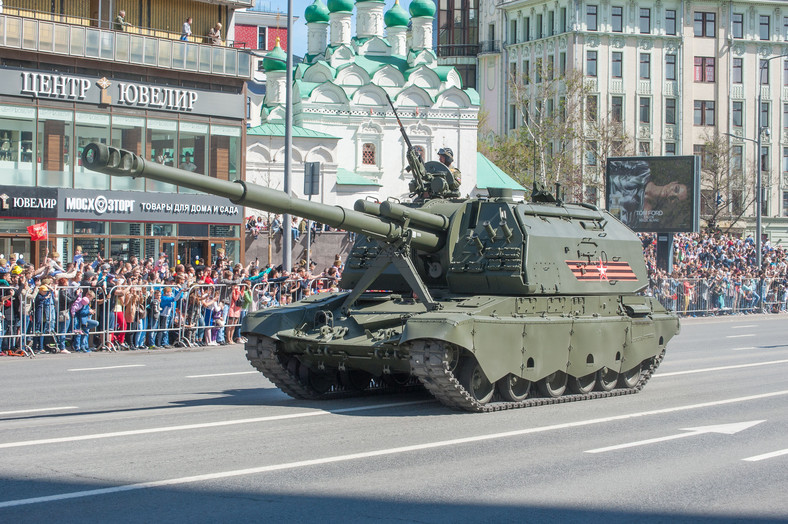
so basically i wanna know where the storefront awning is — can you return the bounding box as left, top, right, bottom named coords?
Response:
left=336, top=168, right=382, bottom=186
left=476, top=153, right=526, bottom=190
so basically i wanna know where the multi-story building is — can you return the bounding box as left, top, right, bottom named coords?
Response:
left=436, top=0, right=480, bottom=90
left=0, top=1, right=253, bottom=266
left=479, top=0, right=788, bottom=241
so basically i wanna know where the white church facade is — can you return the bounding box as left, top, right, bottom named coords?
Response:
left=245, top=0, right=485, bottom=209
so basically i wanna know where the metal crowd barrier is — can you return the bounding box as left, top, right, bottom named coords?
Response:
left=648, top=277, right=788, bottom=317
left=1, top=277, right=342, bottom=356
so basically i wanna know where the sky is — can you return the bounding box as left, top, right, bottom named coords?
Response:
left=258, top=0, right=414, bottom=57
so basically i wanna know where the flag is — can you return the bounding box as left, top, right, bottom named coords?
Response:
left=27, top=222, right=48, bottom=241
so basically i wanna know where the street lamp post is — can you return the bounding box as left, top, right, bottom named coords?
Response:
left=755, top=53, right=788, bottom=269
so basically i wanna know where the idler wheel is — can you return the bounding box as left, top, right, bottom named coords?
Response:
left=298, top=364, right=337, bottom=394
left=618, top=363, right=641, bottom=389
left=596, top=367, right=619, bottom=392
left=496, top=374, right=532, bottom=402
left=442, top=344, right=461, bottom=373
left=458, top=359, right=494, bottom=404
left=568, top=372, right=597, bottom=394
left=538, top=370, right=568, bottom=398
left=339, top=369, right=372, bottom=391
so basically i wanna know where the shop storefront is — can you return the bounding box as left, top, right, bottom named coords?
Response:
left=0, top=66, right=246, bottom=267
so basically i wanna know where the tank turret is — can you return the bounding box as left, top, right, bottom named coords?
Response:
left=81, top=140, right=678, bottom=413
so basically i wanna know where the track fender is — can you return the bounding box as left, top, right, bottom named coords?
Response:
left=401, top=313, right=475, bottom=353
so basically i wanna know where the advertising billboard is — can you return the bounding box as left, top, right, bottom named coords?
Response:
left=605, top=156, right=700, bottom=233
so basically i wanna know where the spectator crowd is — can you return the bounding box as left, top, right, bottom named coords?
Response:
left=642, top=232, right=788, bottom=316
left=0, top=247, right=344, bottom=357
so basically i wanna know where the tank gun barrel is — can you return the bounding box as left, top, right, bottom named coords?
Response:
left=81, top=143, right=443, bottom=252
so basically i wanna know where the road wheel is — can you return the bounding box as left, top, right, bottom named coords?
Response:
left=496, top=374, right=531, bottom=402
left=458, top=358, right=494, bottom=404
left=568, top=372, right=597, bottom=394
left=618, top=363, right=641, bottom=389
left=596, top=367, right=618, bottom=391
left=538, top=370, right=567, bottom=398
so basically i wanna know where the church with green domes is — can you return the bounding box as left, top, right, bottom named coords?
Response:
left=245, top=0, right=488, bottom=208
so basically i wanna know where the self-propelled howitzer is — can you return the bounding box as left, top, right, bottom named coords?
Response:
left=82, top=142, right=679, bottom=412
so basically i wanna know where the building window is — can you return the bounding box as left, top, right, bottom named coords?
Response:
left=611, top=52, right=622, bottom=78
left=760, top=59, right=769, bottom=85
left=732, top=146, right=743, bottom=175
left=732, top=13, right=744, bottom=39
left=784, top=59, right=788, bottom=85
left=694, top=57, right=715, bottom=82
left=585, top=141, right=598, bottom=166
left=665, top=9, right=677, bottom=35
left=523, top=60, right=530, bottom=84
left=665, top=98, right=676, bottom=124
left=587, top=51, right=598, bottom=77
left=639, top=8, right=651, bottom=34
left=733, top=58, right=743, bottom=84
left=561, top=7, right=567, bottom=32
left=537, top=14, right=543, bottom=38
left=784, top=147, right=788, bottom=176
left=761, top=102, right=770, bottom=127
left=639, top=97, right=651, bottom=123
left=509, top=62, right=517, bottom=82
left=509, top=105, right=517, bottom=130
left=611, top=96, right=623, bottom=122
left=639, top=54, right=651, bottom=79
left=524, top=17, right=530, bottom=41
left=639, top=142, right=651, bottom=156
left=783, top=191, right=788, bottom=217
left=612, top=6, right=623, bottom=33
left=694, top=100, right=715, bottom=126
left=760, top=15, right=770, bottom=41
left=548, top=11, right=555, bottom=36
left=784, top=103, right=788, bottom=131
left=665, top=54, right=677, bottom=80
left=558, top=52, right=566, bottom=75
left=761, top=146, right=769, bottom=173
left=587, top=5, right=598, bottom=31
left=694, top=12, right=716, bottom=37
left=665, top=143, right=676, bottom=155
left=732, top=101, right=743, bottom=127
left=362, top=143, right=376, bottom=165
left=257, top=27, right=268, bottom=50
left=587, top=95, right=598, bottom=122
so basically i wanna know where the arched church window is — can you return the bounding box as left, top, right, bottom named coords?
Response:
left=362, top=143, right=376, bottom=165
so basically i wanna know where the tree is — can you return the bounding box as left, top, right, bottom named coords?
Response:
left=479, top=63, right=631, bottom=204
left=698, top=130, right=756, bottom=232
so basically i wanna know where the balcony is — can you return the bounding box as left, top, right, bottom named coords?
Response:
left=0, top=13, right=251, bottom=79
left=478, top=40, right=501, bottom=54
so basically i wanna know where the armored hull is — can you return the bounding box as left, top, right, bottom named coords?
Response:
left=81, top=142, right=680, bottom=412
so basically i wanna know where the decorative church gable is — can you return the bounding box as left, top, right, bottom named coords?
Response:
left=335, top=63, right=371, bottom=87
left=309, top=82, right=350, bottom=105
left=355, top=36, right=391, bottom=56
left=407, top=49, right=437, bottom=68
left=435, top=87, right=472, bottom=109
left=327, top=45, right=356, bottom=68
left=303, top=62, right=337, bottom=83
left=395, top=85, right=433, bottom=107
left=372, top=65, right=405, bottom=87
left=352, top=84, right=389, bottom=106
left=405, top=66, right=441, bottom=90
left=444, top=69, right=463, bottom=89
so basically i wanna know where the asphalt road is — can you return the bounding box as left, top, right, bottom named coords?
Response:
left=0, top=315, right=786, bottom=523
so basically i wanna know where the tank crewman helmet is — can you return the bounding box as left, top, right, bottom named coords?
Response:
left=438, top=147, right=454, bottom=164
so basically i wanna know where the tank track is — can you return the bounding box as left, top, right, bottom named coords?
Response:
left=409, top=339, right=666, bottom=413
left=245, top=337, right=421, bottom=400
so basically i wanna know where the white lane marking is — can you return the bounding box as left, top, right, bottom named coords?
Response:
left=1, top=390, right=787, bottom=508
left=0, top=400, right=430, bottom=450
left=731, top=347, right=756, bottom=351
left=726, top=334, right=756, bottom=338
left=186, top=371, right=258, bottom=378
left=0, top=406, right=77, bottom=417
left=68, top=365, right=146, bottom=372
left=731, top=325, right=758, bottom=329
left=742, top=448, right=788, bottom=462
left=655, top=359, right=788, bottom=378
left=585, top=420, right=764, bottom=454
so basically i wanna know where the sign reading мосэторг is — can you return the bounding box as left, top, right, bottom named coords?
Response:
left=0, top=185, right=240, bottom=225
